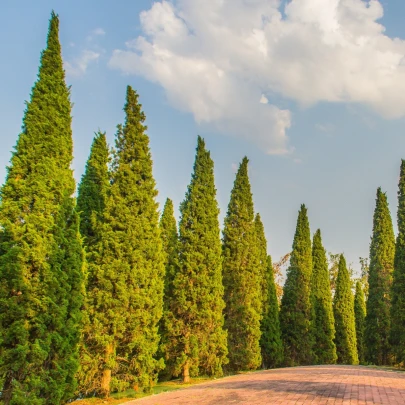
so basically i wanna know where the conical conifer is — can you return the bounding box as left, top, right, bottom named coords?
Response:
left=333, top=255, right=359, bottom=365
left=77, top=132, right=110, bottom=244
left=311, top=229, right=337, bottom=364
left=279, top=205, right=313, bottom=366
left=354, top=281, right=366, bottom=364
left=391, top=160, right=405, bottom=364
left=84, top=87, right=164, bottom=396
left=365, top=188, right=395, bottom=365
left=254, top=214, right=283, bottom=368
left=223, top=157, right=262, bottom=371
left=168, top=137, right=227, bottom=382
left=0, top=12, right=84, bottom=404
left=158, top=198, right=179, bottom=379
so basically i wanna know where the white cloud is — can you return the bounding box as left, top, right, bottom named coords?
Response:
left=260, top=94, right=269, bottom=104
left=109, top=0, right=405, bottom=153
left=93, top=28, right=106, bottom=36
left=65, top=50, right=100, bottom=78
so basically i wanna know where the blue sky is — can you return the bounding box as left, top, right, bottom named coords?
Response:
left=2, top=0, right=405, bottom=275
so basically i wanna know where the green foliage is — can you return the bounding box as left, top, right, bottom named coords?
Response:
left=311, top=230, right=337, bottom=365
left=82, top=86, right=165, bottom=396
left=391, top=160, right=405, bottom=365
left=354, top=281, right=366, bottom=364
left=254, top=215, right=283, bottom=368
left=77, top=132, right=110, bottom=245
left=158, top=198, right=179, bottom=379
left=167, top=137, right=228, bottom=381
left=365, top=188, right=395, bottom=365
left=279, top=205, right=313, bottom=366
left=222, top=157, right=262, bottom=371
left=333, top=255, right=359, bottom=365
left=0, top=12, right=85, bottom=404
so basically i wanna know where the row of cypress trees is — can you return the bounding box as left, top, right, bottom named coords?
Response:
left=1, top=11, right=405, bottom=404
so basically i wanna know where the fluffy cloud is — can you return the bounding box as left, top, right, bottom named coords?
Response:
left=109, top=0, right=405, bottom=154
left=65, top=50, right=100, bottom=78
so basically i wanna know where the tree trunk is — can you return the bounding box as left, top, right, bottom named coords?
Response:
left=182, top=360, right=190, bottom=383
left=101, top=343, right=114, bottom=397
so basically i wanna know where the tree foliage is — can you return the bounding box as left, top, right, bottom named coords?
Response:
left=333, top=255, right=359, bottom=365
left=354, top=281, right=366, bottom=364
left=168, top=137, right=228, bottom=382
left=311, top=230, right=337, bottom=364
left=365, top=188, right=395, bottom=365
left=279, top=205, right=313, bottom=366
left=223, top=157, right=262, bottom=371
left=0, top=12, right=84, bottom=404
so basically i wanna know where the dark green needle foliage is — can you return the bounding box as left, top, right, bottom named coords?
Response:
left=254, top=214, right=283, bottom=368
left=391, top=160, right=405, bottom=365
left=222, top=157, right=262, bottom=371
left=354, top=281, right=366, bottom=364
left=279, top=205, right=313, bottom=366
left=311, top=229, right=337, bottom=365
left=83, top=86, right=165, bottom=396
left=158, top=198, right=179, bottom=379
left=168, top=137, right=228, bottom=382
left=0, top=12, right=85, bottom=404
left=77, top=132, right=110, bottom=245
left=333, top=255, right=359, bottom=365
left=365, top=188, right=395, bottom=365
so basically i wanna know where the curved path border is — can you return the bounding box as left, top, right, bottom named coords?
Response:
left=124, top=365, right=405, bottom=404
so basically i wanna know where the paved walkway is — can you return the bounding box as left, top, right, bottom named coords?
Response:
left=124, top=365, right=405, bottom=404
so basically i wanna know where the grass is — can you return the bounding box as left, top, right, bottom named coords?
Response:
left=72, top=377, right=214, bottom=405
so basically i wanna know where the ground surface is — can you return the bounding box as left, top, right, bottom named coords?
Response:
left=123, top=365, right=405, bottom=405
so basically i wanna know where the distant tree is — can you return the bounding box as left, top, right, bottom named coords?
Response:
left=354, top=281, right=366, bottom=364
left=273, top=253, right=289, bottom=303
left=84, top=87, right=165, bottom=396
left=365, top=188, right=395, bottom=365
left=168, top=137, right=228, bottom=382
left=0, top=12, right=85, bottom=404
left=279, top=205, right=313, bottom=366
left=391, top=160, right=405, bottom=364
left=254, top=215, right=283, bottom=368
left=158, top=198, right=179, bottom=379
left=223, top=157, right=262, bottom=371
left=311, top=229, right=337, bottom=364
left=333, top=255, right=359, bottom=365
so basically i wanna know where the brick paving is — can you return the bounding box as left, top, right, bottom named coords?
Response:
left=124, top=365, right=405, bottom=405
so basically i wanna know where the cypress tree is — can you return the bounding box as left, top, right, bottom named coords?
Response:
left=391, top=160, right=405, bottom=364
left=158, top=198, right=179, bottom=379
left=333, top=255, right=359, bottom=365
left=85, top=86, right=165, bottom=396
left=77, top=132, right=110, bottom=244
left=223, top=157, right=262, bottom=371
left=279, top=205, right=313, bottom=366
left=365, top=188, right=395, bottom=365
left=354, top=281, right=366, bottom=364
left=311, top=229, right=337, bottom=364
left=168, top=137, right=227, bottom=382
left=254, top=214, right=283, bottom=368
left=0, top=12, right=84, bottom=404
left=76, top=132, right=110, bottom=395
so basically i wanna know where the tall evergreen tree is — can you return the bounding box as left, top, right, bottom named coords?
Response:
left=254, top=214, right=283, bottom=368
left=354, top=281, right=366, bottom=364
left=223, top=157, right=262, bottom=371
left=365, top=188, right=395, bottom=365
left=84, top=87, right=165, bottom=396
left=311, top=229, right=337, bottom=364
left=158, top=198, right=179, bottom=379
left=391, top=160, right=405, bottom=364
left=333, top=255, right=359, bottom=365
left=168, top=137, right=227, bottom=383
left=77, top=132, right=110, bottom=244
left=0, top=12, right=84, bottom=404
left=76, top=132, right=110, bottom=395
left=279, top=205, right=313, bottom=366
